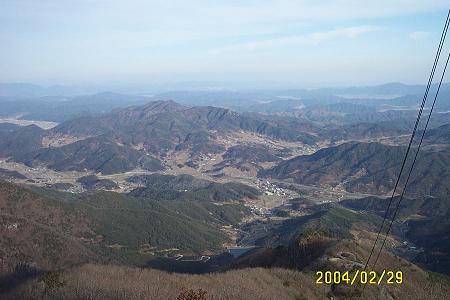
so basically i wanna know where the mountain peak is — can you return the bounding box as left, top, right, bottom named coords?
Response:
left=114, top=100, right=186, bottom=120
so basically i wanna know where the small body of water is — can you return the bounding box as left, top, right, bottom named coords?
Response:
left=227, top=246, right=258, bottom=258
left=0, top=118, right=59, bottom=129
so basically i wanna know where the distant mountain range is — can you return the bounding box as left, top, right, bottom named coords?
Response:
left=53, top=100, right=318, bottom=147
left=0, top=100, right=323, bottom=174
left=1, top=98, right=448, bottom=175
left=4, top=82, right=435, bottom=97
left=0, top=92, right=152, bottom=122
left=2, top=82, right=450, bottom=124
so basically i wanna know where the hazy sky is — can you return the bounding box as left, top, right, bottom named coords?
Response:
left=1, top=0, right=449, bottom=87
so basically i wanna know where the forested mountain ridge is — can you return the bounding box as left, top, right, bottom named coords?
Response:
left=261, top=141, right=450, bottom=196
left=0, top=179, right=252, bottom=271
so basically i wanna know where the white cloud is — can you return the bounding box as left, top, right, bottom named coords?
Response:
left=409, top=31, right=429, bottom=40
left=217, top=26, right=382, bottom=52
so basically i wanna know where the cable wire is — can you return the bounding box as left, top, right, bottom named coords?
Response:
left=362, top=8, right=450, bottom=272
left=371, top=50, right=450, bottom=268
left=349, top=9, right=450, bottom=299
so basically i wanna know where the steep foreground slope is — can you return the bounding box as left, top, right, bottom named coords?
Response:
left=4, top=236, right=450, bottom=300
left=0, top=180, right=251, bottom=272
left=0, top=181, right=102, bottom=270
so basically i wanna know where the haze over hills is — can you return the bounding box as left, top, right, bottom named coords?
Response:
left=0, top=91, right=152, bottom=122
left=2, top=82, right=450, bottom=123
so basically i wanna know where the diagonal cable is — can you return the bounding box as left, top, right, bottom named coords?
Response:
left=361, top=8, right=449, bottom=272
left=371, top=50, right=450, bottom=269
